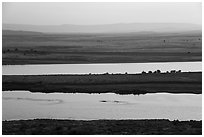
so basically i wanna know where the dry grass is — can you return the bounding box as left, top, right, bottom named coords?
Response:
left=3, top=119, right=202, bottom=135
left=2, top=32, right=201, bottom=65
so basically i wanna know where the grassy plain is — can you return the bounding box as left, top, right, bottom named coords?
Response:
left=2, top=32, right=202, bottom=65
left=3, top=72, right=201, bottom=94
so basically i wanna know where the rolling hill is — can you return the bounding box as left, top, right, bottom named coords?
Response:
left=2, top=23, right=201, bottom=34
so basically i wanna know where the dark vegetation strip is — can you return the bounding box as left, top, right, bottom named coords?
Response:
left=3, top=81, right=202, bottom=85
left=2, top=119, right=202, bottom=135
left=2, top=72, right=202, bottom=94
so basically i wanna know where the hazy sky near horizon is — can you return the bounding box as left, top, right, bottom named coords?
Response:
left=3, top=2, right=202, bottom=25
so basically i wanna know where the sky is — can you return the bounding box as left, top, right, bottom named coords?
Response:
left=2, top=2, right=202, bottom=25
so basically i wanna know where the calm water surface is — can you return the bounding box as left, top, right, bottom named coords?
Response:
left=2, top=62, right=201, bottom=75
left=2, top=91, right=201, bottom=121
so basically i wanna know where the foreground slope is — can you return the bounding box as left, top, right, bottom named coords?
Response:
left=3, top=119, right=202, bottom=135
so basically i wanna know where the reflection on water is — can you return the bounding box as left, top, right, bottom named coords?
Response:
left=2, top=62, right=202, bottom=75
left=3, top=97, right=64, bottom=105
left=99, top=100, right=129, bottom=104
left=2, top=91, right=202, bottom=121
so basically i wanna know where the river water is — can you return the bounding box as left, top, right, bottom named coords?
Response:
left=2, top=62, right=202, bottom=75
left=2, top=91, right=202, bottom=121
left=2, top=62, right=202, bottom=121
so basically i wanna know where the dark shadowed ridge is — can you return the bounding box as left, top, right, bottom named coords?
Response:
left=2, top=23, right=201, bottom=33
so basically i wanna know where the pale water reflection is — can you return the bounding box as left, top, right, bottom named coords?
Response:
left=2, top=91, right=202, bottom=121
left=2, top=62, right=202, bottom=75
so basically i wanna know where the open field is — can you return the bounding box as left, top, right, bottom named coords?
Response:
left=3, top=72, right=201, bottom=94
left=2, top=119, right=202, bottom=135
left=2, top=31, right=202, bottom=65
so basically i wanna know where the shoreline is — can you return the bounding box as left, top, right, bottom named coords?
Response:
left=3, top=119, right=202, bottom=135
left=2, top=59, right=202, bottom=65
left=2, top=60, right=202, bottom=66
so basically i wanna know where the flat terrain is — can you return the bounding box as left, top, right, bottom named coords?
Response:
left=2, top=31, right=202, bottom=65
left=3, top=72, right=201, bottom=94
left=2, top=119, right=202, bottom=135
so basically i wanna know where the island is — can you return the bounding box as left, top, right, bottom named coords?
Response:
left=3, top=71, right=202, bottom=95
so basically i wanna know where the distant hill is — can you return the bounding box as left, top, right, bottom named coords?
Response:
left=2, top=30, right=43, bottom=35
left=2, top=23, right=201, bottom=34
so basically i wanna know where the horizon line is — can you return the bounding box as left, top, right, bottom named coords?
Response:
left=2, top=22, right=202, bottom=26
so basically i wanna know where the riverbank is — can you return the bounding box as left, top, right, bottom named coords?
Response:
left=3, top=72, right=201, bottom=94
left=2, top=119, right=202, bottom=135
